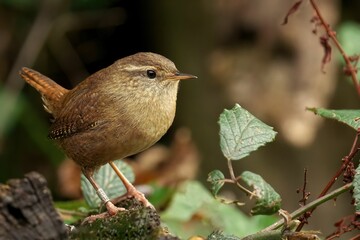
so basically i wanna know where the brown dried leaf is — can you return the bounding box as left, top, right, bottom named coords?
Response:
left=282, top=0, right=303, bottom=25
left=320, top=35, right=332, bottom=72
left=310, top=16, right=320, bottom=34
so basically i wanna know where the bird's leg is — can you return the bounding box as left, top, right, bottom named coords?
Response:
left=108, top=161, right=154, bottom=209
left=82, top=168, right=125, bottom=222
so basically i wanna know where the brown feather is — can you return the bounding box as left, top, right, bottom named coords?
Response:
left=20, top=67, right=69, bottom=116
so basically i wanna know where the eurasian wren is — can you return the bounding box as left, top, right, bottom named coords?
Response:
left=20, top=52, right=196, bottom=219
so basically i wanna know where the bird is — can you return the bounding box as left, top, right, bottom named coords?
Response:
left=20, top=52, right=196, bottom=220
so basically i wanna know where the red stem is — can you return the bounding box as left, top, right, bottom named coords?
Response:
left=297, top=132, right=360, bottom=231
left=309, top=0, right=360, bottom=96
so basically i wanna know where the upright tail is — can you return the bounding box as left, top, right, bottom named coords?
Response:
left=20, top=67, right=69, bottom=116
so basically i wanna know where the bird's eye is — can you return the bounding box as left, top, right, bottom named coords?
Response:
left=146, top=70, right=157, bottom=79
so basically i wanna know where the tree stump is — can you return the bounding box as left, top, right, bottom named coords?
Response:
left=69, top=197, right=180, bottom=240
left=0, top=172, right=67, bottom=240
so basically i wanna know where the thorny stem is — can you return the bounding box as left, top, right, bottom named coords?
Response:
left=295, top=169, right=311, bottom=230
left=299, top=168, right=309, bottom=206
left=327, top=214, right=359, bottom=240
left=235, top=181, right=256, bottom=196
left=309, top=0, right=360, bottom=96
left=296, top=132, right=360, bottom=230
left=320, top=132, right=360, bottom=197
left=262, top=182, right=353, bottom=233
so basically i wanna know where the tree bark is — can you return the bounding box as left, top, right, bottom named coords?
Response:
left=0, top=172, right=67, bottom=240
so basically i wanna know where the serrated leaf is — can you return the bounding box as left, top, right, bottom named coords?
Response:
left=207, top=170, right=244, bottom=205
left=207, top=170, right=225, bottom=196
left=240, top=171, right=281, bottom=215
left=308, top=108, right=360, bottom=131
left=81, top=160, right=135, bottom=208
left=219, top=104, right=277, bottom=161
left=353, top=164, right=360, bottom=213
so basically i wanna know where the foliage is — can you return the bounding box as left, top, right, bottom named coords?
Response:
left=240, top=171, right=281, bottom=215
left=161, top=180, right=274, bottom=239
left=219, top=104, right=277, bottom=161
left=338, top=21, right=360, bottom=80
left=309, top=107, right=360, bottom=218
left=338, top=21, right=360, bottom=56
left=205, top=98, right=360, bottom=239
left=207, top=169, right=225, bottom=197
left=308, top=108, right=360, bottom=130
left=208, top=104, right=281, bottom=216
left=54, top=200, right=89, bottom=224
left=354, top=164, right=360, bottom=214
left=7, top=1, right=360, bottom=239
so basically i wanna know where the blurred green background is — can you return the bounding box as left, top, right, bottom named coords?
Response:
left=1, top=0, right=360, bottom=236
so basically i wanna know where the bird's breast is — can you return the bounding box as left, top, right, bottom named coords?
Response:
left=132, top=96, right=176, bottom=143
left=114, top=82, right=179, bottom=144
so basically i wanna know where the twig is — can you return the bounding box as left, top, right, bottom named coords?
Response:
left=296, top=169, right=311, bottom=228
left=225, top=159, right=256, bottom=196
left=298, top=168, right=310, bottom=206
left=297, top=131, right=360, bottom=230
left=221, top=178, right=255, bottom=196
left=309, top=0, right=360, bottom=96
left=326, top=214, right=359, bottom=239
left=349, top=234, right=360, bottom=240
left=321, top=132, right=360, bottom=197
left=262, top=182, right=353, bottom=232
left=227, top=158, right=236, bottom=180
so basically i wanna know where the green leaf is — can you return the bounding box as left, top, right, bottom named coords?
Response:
left=353, top=164, right=360, bottom=213
left=207, top=170, right=225, bottom=197
left=147, top=184, right=173, bottom=208
left=81, top=160, right=135, bottom=208
left=161, top=181, right=276, bottom=239
left=219, top=104, right=277, bottom=161
left=54, top=200, right=90, bottom=224
left=337, top=22, right=360, bottom=82
left=338, top=22, right=360, bottom=56
left=240, top=171, right=281, bottom=215
left=308, top=108, right=360, bottom=131
left=161, top=181, right=214, bottom=222
left=207, top=170, right=245, bottom=206
left=54, top=199, right=88, bottom=211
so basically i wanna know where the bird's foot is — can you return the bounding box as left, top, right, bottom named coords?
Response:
left=82, top=201, right=126, bottom=224
left=111, top=187, right=155, bottom=210
left=105, top=200, right=126, bottom=215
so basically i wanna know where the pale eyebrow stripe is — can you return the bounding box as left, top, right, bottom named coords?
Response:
left=123, top=65, right=155, bottom=72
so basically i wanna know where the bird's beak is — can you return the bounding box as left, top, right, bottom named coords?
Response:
left=169, top=72, right=197, bottom=81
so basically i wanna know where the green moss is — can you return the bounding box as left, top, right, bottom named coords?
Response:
left=69, top=198, right=179, bottom=240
